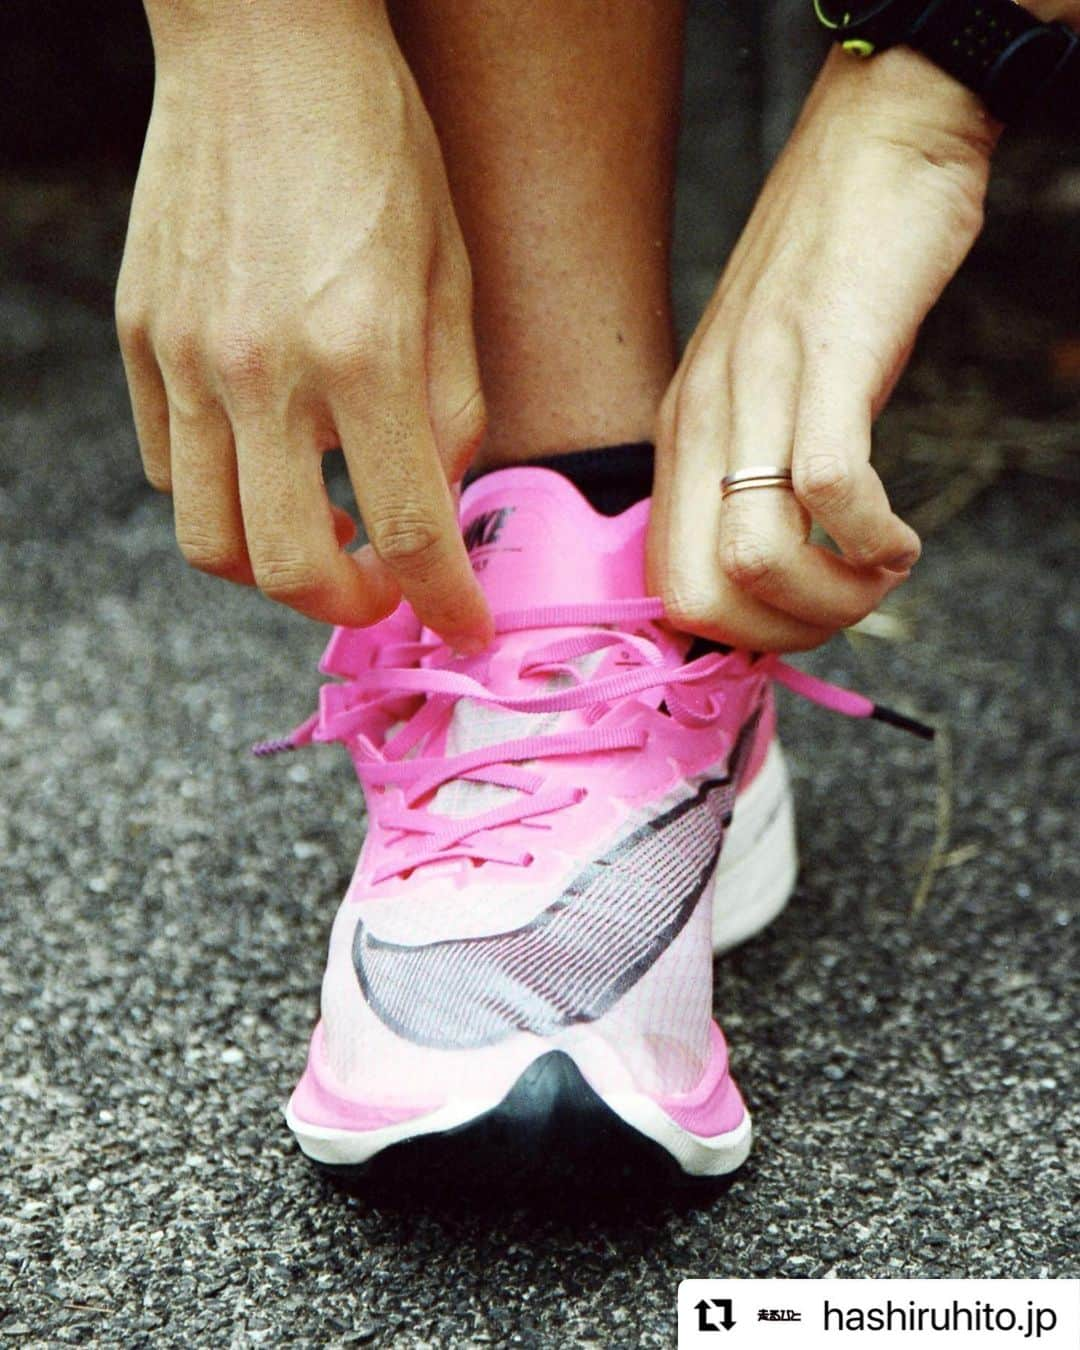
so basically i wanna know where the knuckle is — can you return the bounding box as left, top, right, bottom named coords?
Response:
left=956, top=193, right=985, bottom=242
left=794, top=452, right=855, bottom=512
left=251, top=554, right=324, bottom=604
left=143, top=462, right=173, bottom=494
left=318, top=324, right=413, bottom=394
left=720, top=530, right=781, bottom=590
left=307, top=329, right=373, bottom=384
left=367, top=512, right=443, bottom=570
left=114, top=292, right=149, bottom=355
left=659, top=571, right=720, bottom=633
left=157, top=323, right=203, bottom=382
left=209, top=326, right=277, bottom=400
left=176, top=528, right=243, bottom=578
left=842, top=534, right=891, bottom=568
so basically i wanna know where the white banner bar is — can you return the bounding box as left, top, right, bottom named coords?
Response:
left=678, top=1279, right=1079, bottom=1350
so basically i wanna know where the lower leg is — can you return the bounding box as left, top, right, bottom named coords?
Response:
left=390, top=0, right=685, bottom=464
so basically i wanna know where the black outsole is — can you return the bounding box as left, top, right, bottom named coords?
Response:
left=305, top=1051, right=744, bottom=1206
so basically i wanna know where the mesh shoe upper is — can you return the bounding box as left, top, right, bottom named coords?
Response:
left=267, top=467, right=929, bottom=1125
left=289, top=469, right=780, bottom=1110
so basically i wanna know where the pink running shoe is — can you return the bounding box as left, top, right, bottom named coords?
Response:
left=257, top=467, right=930, bottom=1187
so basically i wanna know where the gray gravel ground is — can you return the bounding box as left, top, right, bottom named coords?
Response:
left=3, top=7, right=1079, bottom=1346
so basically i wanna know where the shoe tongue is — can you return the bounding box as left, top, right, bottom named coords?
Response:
left=419, top=468, right=653, bottom=828
left=458, top=466, right=648, bottom=609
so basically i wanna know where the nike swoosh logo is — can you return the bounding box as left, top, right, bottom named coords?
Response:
left=352, top=775, right=738, bottom=1050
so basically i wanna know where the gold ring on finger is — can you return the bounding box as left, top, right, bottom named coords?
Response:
left=720, top=466, right=795, bottom=501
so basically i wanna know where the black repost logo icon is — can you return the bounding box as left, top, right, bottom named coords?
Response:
left=696, top=1297, right=736, bottom=1332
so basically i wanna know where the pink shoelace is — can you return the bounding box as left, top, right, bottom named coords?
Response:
left=255, top=599, right=932, bottom=884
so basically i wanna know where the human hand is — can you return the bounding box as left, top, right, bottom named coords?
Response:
left=116, top=0, right=491, bottom=649
left=649, top=47, right=998, bottom=650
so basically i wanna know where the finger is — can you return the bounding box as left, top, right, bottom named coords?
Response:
left=793, top=355, right=921, bottom=571
left=722, top=323, right=902, bottom=629
left=719, top=488, right=906, bottom=630
left=116, top=313, right=172, bottom=492
left=426, top=236, right=486, bottom=485
left=170, top=400, right=256, bottom=586
left=334, top=346, right=494, bottom=652
left=648, top=361, right=833, bottom=652
left=725, top=310, right=803, bottom=482
left=234, top=408, right=400, bottom=627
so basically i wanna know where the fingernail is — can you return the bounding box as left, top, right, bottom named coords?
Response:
left=451, top=634, right=488, bottom=658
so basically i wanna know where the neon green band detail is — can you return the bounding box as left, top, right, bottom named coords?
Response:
left=842, top=37, right=876, bottom=56
left=812, top=0, right=853, bottom=30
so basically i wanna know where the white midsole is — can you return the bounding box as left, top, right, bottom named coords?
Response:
left=287, top=1080, right=752, bottom=1177
left=288, top=742, right=796, bottom=1175
left=601, top=1095, right=753, bottom=1178
left=286, top=1093, right=508, bottom=1169
left=711, top=740, right=799, bottom=954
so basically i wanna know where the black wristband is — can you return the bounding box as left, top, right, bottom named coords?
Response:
left=913, top=0, right=1080, bottom=122
left=817, top=0, right=1080, bottom=125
